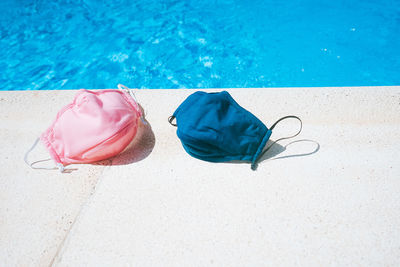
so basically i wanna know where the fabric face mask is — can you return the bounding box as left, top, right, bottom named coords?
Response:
left=168, top=91, right=302, bottom=170
left=25, top=85, right=142, bottom=172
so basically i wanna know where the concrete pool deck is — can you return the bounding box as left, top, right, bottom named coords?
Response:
left=0, top=87, right=399, bottom=266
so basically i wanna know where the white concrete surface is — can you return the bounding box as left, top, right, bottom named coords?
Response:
left=1, top=87, right=399, bottom=266
left=0, top=91, right=107, bottom=266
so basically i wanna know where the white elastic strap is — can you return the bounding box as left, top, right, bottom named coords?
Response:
left=118, top=84, right=147, bottom=124
left=118, top=84, right=139, bottom=103
left=24, top=137, right=65, bottom=172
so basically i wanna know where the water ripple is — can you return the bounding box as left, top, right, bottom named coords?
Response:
left=0, top=0, right=399, bottom=90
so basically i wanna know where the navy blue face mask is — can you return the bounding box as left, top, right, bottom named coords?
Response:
left=168, top=91, right=302, bottom=170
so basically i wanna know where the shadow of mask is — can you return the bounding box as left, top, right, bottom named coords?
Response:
left=257, top=139, right=320, bottom=163
left=109, top=117, right=155, bottom=165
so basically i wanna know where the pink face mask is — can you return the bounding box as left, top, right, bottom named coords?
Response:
left=25, top=85, right=142, bottom=172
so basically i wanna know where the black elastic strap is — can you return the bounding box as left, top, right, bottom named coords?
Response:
left=168, top=116, right=177, bottom=127
left=251, top=115, right=302, bottom=170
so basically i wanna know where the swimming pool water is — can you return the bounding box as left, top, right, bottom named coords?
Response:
left=1, top=0, right=399, bottom=90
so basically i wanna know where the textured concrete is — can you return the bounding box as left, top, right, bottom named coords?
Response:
left=0, top=91, right=107, bottom=266
left=1, top=87, right=400, bottom=266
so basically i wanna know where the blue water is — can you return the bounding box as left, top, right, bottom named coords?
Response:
left=0, top=0, right=399, bottom=90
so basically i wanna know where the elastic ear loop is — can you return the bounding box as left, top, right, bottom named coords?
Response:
left=24, top=137, right=65, bottom=172
left=168, top=116, right=177, bottom=126
left=118, top=84, right=139, bottom=103
left=118, top=84, right=147, bottom=124
left=251, top=115, right=303, bottom=170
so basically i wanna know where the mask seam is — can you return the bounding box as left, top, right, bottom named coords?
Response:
left=75, top=89, right=140, bottom=116
left=81, top=118, right=137, bottom=158
left=176, top=127, right=224, bottom=153
left=81, top=89, right=141, bottom=117
left=69, top=118, right=138, bottom=164
left=178, top=132, right=255, bottom=160
left=43, top=89, right=88, bottom=135
left=223, top=91, right=270, bottom=159
left=223, top=91, right=265, bottom=127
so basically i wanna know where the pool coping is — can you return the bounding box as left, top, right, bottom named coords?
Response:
left=1, top=86, right=400, bottom=266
